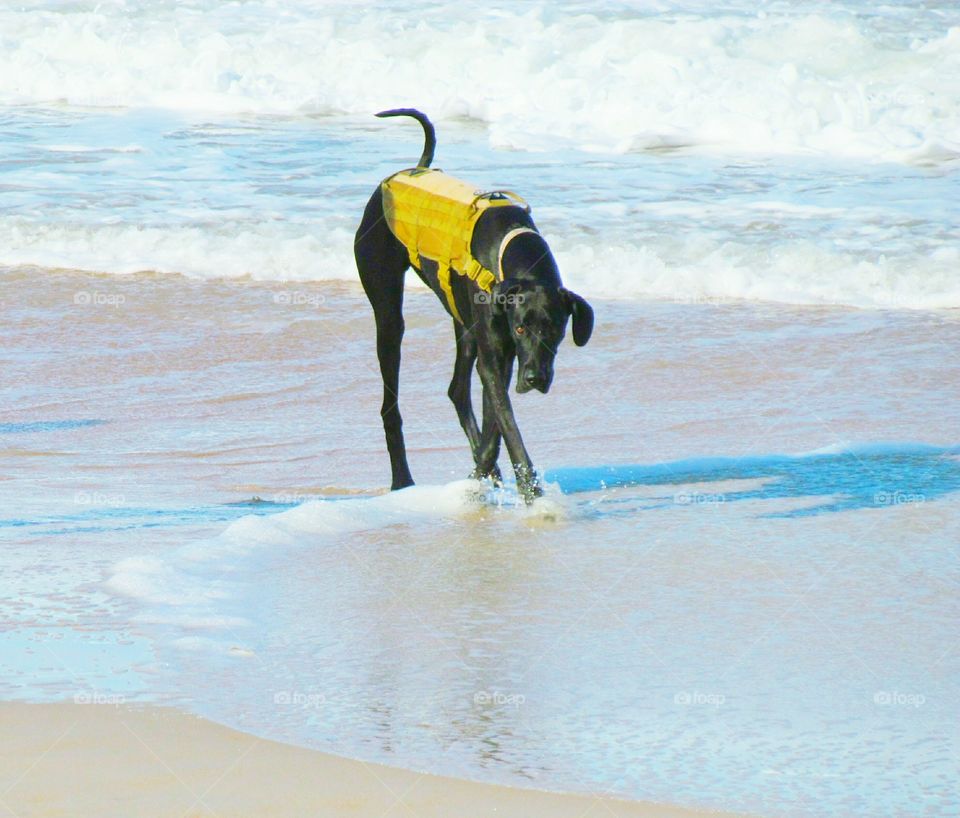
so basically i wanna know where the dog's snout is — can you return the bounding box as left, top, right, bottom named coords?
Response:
left=518, top=365, right=551, bottom=394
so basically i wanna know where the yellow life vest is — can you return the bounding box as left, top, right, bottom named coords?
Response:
left=381, top=168, right=529, bottom=321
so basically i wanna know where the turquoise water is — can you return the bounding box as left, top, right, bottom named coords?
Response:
left=551, top=446, right=960, bottom=516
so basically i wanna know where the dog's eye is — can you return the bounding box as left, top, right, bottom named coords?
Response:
left=515, top=326, right=525, bottom=335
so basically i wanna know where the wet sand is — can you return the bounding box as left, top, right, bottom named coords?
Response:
left=3, top=267, right=959, bottom=816
left=0, top=702, right=752, bottom=818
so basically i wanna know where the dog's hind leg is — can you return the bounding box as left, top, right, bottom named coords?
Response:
left=355, top=190, right=415, bottom=491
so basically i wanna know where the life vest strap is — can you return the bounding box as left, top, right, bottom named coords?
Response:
left=437, top=264, right=462, bottom=323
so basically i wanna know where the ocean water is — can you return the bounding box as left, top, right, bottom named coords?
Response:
left=2, top=2, right=959, bottom=817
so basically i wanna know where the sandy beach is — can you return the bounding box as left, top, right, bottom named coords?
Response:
left=0, top=702, right=751, bottom=818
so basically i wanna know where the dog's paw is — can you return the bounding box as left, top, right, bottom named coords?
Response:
left=469, top=466, right=503, bottom=486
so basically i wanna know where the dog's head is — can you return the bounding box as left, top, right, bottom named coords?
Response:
left=492, top=280, right=594, bottom=394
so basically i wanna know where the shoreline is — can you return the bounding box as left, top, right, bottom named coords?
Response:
left=0, top=701, right=756, bottom=818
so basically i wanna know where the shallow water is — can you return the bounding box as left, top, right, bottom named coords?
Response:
left=3, top=268, right=959, bottom=817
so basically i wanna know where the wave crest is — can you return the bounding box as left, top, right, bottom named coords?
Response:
left=1, top=3, right=958, bottom=163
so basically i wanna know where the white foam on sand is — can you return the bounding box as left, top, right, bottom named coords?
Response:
left=105, top=480, right=566, bottom=646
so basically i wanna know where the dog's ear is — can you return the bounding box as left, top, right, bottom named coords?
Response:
left=560, top=288, right=594, bottom=346
left=491, top=279, right=523, bottom=313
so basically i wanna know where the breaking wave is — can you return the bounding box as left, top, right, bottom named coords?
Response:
left=2, top=1, right=958, bottom=163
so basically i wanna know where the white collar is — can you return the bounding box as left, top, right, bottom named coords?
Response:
left=497, top=228, right=538, bottom=280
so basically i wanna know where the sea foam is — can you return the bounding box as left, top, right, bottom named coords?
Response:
left=104, top=480, right=532, bottom=640
left=4, top=220, right=957, bottom=309
left=2, top=2, right=958, bottom=163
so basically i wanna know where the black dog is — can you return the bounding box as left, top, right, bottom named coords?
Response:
left=354, top=109, right=594, bottom=503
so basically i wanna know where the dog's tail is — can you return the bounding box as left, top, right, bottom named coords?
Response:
left=375, top=108, right=436, bottom=168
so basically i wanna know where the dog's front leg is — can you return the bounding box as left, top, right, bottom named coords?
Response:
left=469, top=360, right=506, bottom=486
left=448, top=322, right=481, bottom=453
left=471, top=380, right=504, bottom=485
left=475, top=348, right=542, bottom=504
left=447, top=323, right=503, bottom=484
